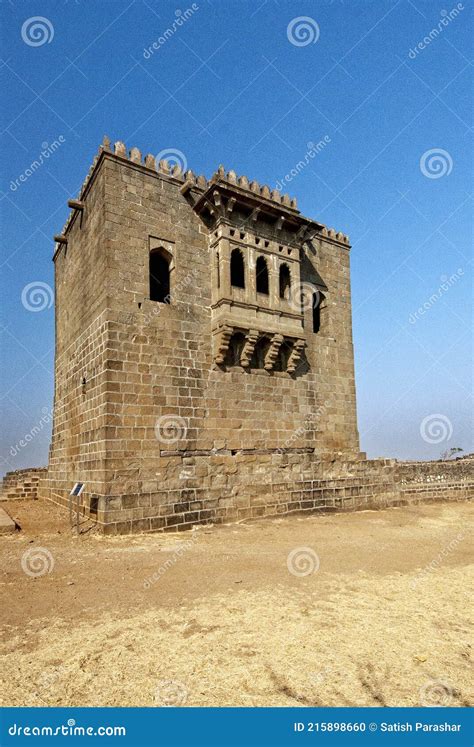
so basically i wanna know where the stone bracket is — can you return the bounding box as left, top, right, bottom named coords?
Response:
left=264, top=334, right=284, bottom=371
left=213, top=324, right=233, bottom=365
left=240, top=329, right=259, bottom=368
left=213, top=324, right=305, bottom=374
left=287, top=339, right=306, bottom=374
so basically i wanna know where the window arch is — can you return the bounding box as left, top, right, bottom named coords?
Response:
left=256, top=256, right=269, bottom=295
left=230, top=248, right=245, bottom=288
left=279, top=263, right=291, bottom=300
left=149, top=247, right=172, bottom=303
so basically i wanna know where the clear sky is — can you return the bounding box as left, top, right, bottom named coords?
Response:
left=1, top=0, right=472, bottom=476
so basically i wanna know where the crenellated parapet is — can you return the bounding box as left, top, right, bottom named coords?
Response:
left=54, top=136, right=351, bottom=255
left=319, top=225, right=350, bottom=245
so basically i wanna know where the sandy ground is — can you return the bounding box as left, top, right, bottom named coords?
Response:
left=0, top=498, right=472, bottom=707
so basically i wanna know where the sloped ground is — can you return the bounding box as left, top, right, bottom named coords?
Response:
left=0, top=499, right=472, bottom=707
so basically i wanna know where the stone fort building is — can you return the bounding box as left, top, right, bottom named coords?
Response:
left=31, top=138, right=471, bottom=533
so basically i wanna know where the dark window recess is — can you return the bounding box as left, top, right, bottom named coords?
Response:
left=279, top=264, right=291, bottom=300
left=313, top=292, right=324, bottom=333
left=250, top=337, right=270, bottom=369
left=274, top=342, right=290, bottom=372
left=150, top=249, right=171, bottom=303
left=230, top=248, right=245, bottom=288
left=224, top=332, right=246, bottom=367
left=216, top=251, right=220, bottom=288
left=90, top=495, right=99, bottom=515
left=256, top=256, right=269, bottom=295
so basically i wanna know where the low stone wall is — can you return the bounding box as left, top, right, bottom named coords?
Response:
left=43, top=453, right=474, bottom=535
left=0, top=467, right=48, bottom=501
left=396, top=458, right=474, bottom=503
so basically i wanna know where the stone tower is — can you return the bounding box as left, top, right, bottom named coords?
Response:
left=45, top=137, right=360, bottom=533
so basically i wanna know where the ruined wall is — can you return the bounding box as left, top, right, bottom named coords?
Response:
left=98, top=454, right=473, bottom=535
left=396, top=458, right=474, bottom=502
left=0, top=468, right=47, bottom=501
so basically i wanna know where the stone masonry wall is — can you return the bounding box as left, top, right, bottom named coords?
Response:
left=92, top=454, right=473, bottom=535
left=0, top=468, right=47, bottom=501
left=44, top=140, right=472, bottom=534
left=45, top=163, right=109, bottom=509
left=46, top=143, right=360, bottom=526
left=99, top=151, right=359, bottom=494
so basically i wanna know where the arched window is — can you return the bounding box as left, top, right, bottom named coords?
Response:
left=216, top=250, right=220, bottom=288
left=279, top=264, right=291, bottom=300
left=230, top=248, right=245, bottom=289
left=256, top=256, right=269, bottom=295
left=313, top=292, right=324, bottom=333
left=149, top=247, right=171, bottom=303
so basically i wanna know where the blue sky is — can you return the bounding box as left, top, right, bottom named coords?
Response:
left=1, top=0, right=472, bottom=475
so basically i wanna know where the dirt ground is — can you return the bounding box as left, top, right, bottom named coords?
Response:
left=0, top=498, right=472, bottom=708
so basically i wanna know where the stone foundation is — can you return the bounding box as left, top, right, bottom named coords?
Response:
left=43, top=454, right=473, bottom=535
left=0, top=468, right=48, bottom=502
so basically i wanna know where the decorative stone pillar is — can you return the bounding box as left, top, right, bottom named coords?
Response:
left=247, top=244, right=257, bottom=305
left=219, top=237, right=231, bottom=300
left=269, top=254, right=279, bottom=308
